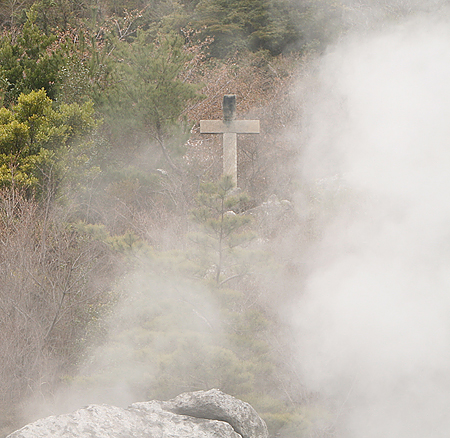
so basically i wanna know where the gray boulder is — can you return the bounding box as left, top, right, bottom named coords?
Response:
left=162, top=389, right=268, bottom=438
left=7, top=389, right=269, bottom=438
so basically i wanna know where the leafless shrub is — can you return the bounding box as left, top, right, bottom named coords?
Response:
left=0, top=187, right=118, bottom=434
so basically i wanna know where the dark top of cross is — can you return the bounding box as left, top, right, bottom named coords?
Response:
left=200, top=95, right=260, bottom=134
left=223, top=95, right=236, bottom=121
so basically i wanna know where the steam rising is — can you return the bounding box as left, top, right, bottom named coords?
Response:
left=292, top=9, right=450, bottom=438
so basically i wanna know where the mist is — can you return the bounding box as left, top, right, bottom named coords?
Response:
left=290, top=6, right=450, bottom=438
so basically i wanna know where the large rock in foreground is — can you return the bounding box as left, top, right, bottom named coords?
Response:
left=162, top=389, right=267, bottom=438
left=7, top=389, right=269, bottom=438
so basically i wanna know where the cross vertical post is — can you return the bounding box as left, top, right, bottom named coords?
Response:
left=200, top=95, right=260, bottom=187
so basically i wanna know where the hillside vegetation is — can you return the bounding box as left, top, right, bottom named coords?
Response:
left=0, top=1, right=417, bottom=436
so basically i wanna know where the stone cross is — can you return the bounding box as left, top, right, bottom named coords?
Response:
left=200, top=95, right=260, bottom=186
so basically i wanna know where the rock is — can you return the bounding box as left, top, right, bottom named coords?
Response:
left=162, top=389, right=268, bottom=438
left=6, top=390, right=268, bottom=438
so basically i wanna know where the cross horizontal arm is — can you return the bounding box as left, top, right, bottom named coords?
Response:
left=200, top=120, right=260, bottom=134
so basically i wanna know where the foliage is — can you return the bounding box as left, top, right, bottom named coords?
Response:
left=0, top=10, right=63, bottom=106
left=0, top=89, right=100, bottom=196
left=104, top=29, right=203, bottom=170
left=54, top=28, right=115, bottom=107
left=192, top=0, right=305, bottom=57
left=190, top=175, right=254, bottom=284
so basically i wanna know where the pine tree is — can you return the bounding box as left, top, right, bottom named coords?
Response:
left=191, top=176, right=254, bottom=284
left=193, top=0, right=304, bottom=57
left=0, top=10, right=63, bottom=107
left=105, top=30, right=203, bottom=171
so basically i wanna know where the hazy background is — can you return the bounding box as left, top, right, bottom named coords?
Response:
left=290, top=5, right=450, bottom=437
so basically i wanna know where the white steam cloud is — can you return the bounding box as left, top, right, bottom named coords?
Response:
left=291, top=9, right=450, bottom=438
